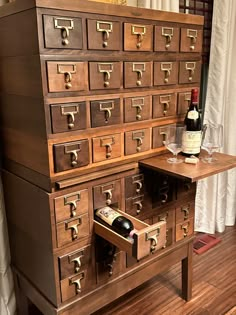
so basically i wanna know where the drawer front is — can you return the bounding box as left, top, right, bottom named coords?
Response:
left=59, top=245, right=93, bottom=279
left=176, top=202, right=194, bottom=224
left=93, top=180, right=121, bottom=209
left=177, top=91, right=191, bottom=115
left=54, top=189, right=89, bottom=223
left=43, top=15, right=83, bottom=49
left=177, top=180, right=196, bottom=198
left=56, top=213, right=90, bottom=247
left=53, top=139, right=89, bottom=173
left=125, top=128, right=151, bottom=155
left=153, top=61, right=178, bottom=86
left=124, top=62, right=152, bottom=88
left=90, top=98, right=121, bottom=127
left=152, top=93, right=177, bottom=118
left=124, top=23, right=153, bottom=51
left=125, top=194, right=144, bottom=216
left=179, top=61, right=201, bottom=84
left=176, top=217, right=194, bottom=242
left=47, top=61, right=88, bottom=93
left=89, top=62, right=122, bottom=90
left=153, top=209, right=175, bottom=246
left=50, top=102, right=87, bottom=133
left=92, top=133, right=121, bottom=163
left=87, top=19, right=121, bottom=50
left=125, top=173, right=144, bottom=198
left=124, top=95, right=151, bottom=123
left=154, top=26, right=180, bottom=52
left=180, top=28, right=203, bottom=52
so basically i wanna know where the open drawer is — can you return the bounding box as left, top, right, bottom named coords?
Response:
left=94, top=210, right=166, bottom=260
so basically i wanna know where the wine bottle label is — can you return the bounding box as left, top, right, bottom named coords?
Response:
left=187, top=110, right=199, bottom=120
left=95, top=206, right=121, bottom=226
left=182, top=131, right=202, bottom=154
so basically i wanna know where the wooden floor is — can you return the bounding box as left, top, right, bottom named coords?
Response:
left=93, top=226, right=236, bottom=315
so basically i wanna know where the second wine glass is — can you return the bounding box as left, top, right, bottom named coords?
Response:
left=201, top=123, right=223, bottom=163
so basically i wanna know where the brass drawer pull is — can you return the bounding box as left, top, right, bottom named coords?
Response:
left=131, top=97, right=145, bottom=120
left=160, top=95, right=171, bottom=116
left=146, top=227, right=160, bottom=252
left=64, top=192, right=81, bottom=217
left=131, top=24, right=146, bottom=48
left=96, top=21, right=113, bottom=47
left=99, top=101, right=114, bottom=123
left=134, top=200, right=143, bottom=214
left=57, top=64, right=77, bottom=89
left=61, top=105, right=79, bottom=129
left=181, top=222, right=190, bottom=237
left=69, top=273, right=84, bottom=294
left=54, top=17, right=74, bottom=46
left=65, top=218, right=82, bottom=240
left=185, top=62, right=196, bottom=82
left=132, top=174, right=144, bottom=193
left=161, top=62, right=172, bottom=83
left=64, top=144, right=81, bottom=167
left=71, top=255, right=83, bottom=273
left=162, top=27, right=174, bottom=49
left=181, top=206, right=190, bottom=220
left=101, top=183, right=114, bottom=205
left=132, top=130, right=145, bottom=152
left=187, top=29, right=198, bottom=50
left=132, top=63, right=146, bottom=86
left=100, top=136, right=115, bottom=159
left=98, top=63, right=113, bottom=87
left=160, top=192, right=168, bottom=203
left=158, top=211, right=169, bottom=222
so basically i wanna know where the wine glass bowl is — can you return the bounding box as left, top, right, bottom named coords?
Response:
left=160, top=125, right=185, bottom=164
left=201, top=123, right=223, bottom=163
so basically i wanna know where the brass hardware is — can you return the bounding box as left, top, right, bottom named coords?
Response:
left=71, top=255, right=83, bottom=273
left=99, top=101, right=115, bottom=123
left=131, top=24, right=146, bottom=48
left=54, top=17, right=74, bottom=46
left=61, top=105, right=79, bottom=129
left=132, top=63, right=146, bottom=86
left=160, top=192, right=168, bottom=203
left=132, top=174, right=144, bottom=193
left=100, top=136, right=115, bottom=159
left=64, top=192, right=81, bottom=217
left=57, top=64, right=77, bottom=89
left=98, top=63, right=113, bottom=87
left=161, top=63, right=172, bottom=83
left=158, top=211, right=169, bottom=222
left=101, top=183, right=114, bottom=205
left=133, top=195, right=144, bottom=214
left=65, top=218, right=82, bottom=240
left=69, top=273, right=84, bottom=294
left=162, top=27, right=174, bottom=49
left=185, top=62, right=196, bottom=82
left=160, top=94, right=171, bottom=116
left=131, top=97, right=145, bottom=120
left=187, top=29, right=198, bottom=50
left=146, top=227, right=160, bottom=252
left=181, top=206, right=190, bottom=220
left=181, top=222, right=190, bottom=237
left=132, top=130, right=145, bottom=152
left=64, top=144, right=81, bottom=167
left=184, top=182, right=191, bottom=191
left=159, top=126, right=169, bottom=144
left=96, top=21, right=113, bottom=47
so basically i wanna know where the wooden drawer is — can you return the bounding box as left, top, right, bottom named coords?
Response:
left=124, top=23, right=153, bottom=51
left=177, top=91, right=191, bottom=115
left=92, top=133, right=121, bottom=163
left=93, top=180, right=121, bottom=209
left=59, top=245, right=93, bottom=280
left=176, top=180, right=196, bottom=198
left=154, top=25, right=179, bottom=52
left=179, top=61, right=201, bottom=84
left=56, top=213, right=90, bottom=247
left=125, top=173, right=144, bottom=198
left=47, top=61, right=88, bottom=93
left=50, top=102, right=87, bottom=133
left=53, top=139, right=89, bottom=173
left=90, top=98, right=121, bottom=127
left=153, top=209, right=175, bottom=246
left=124, top=62, right=152, bottom=88
left=125, top=128, right=151, bottom=155
left=124, top=95, right=151, bottom=123
left=152, top=93, right=177, bottom=118
left=87, top=19, right=121, bottom=50
left=54, top=189, right=89, bottom=223
left=125, top=194, right=144, bottom=216
left=180, top=28, right=203, bottom=52
left=176, top=202, right=194, bottom=224
left=94, top=209, right=166, bottom=260
left=153, top=61, right=178, bottom=86
left=43, top=15, right=83, bottom=49
left=176, top=217, right=194, bottom=242
left=89, top=62, right=122, bottom=90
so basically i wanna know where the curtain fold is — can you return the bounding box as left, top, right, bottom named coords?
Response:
left=195, top=0, right=236, bottom=233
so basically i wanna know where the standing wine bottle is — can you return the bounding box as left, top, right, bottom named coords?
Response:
left=182, top=88, right=202, bottom=157
left=95, top=206, right=134, bottom=238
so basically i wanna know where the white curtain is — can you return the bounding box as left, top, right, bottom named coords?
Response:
left=195, top=0, right=236, bottom=233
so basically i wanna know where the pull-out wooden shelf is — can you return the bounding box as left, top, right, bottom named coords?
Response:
left=139, top=152, right=236, bottom=182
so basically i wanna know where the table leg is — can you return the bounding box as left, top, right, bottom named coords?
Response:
left=181, top=240, right=193, bottom=301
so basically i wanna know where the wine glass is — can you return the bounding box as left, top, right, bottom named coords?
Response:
left=160, top=125, right=185, bottom=164
left=201, top=123, right=223, bottom=163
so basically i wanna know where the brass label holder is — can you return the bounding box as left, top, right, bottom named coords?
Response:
left=64, top=192, right=81, bottom=218
left=101, top=182, right=115, bottom=205
left=162, top=27, right=174, bottom=49
left=57, top=64, right=77, bottom=89
left=161, top=62, right=172, bottom=83
left=132, top=130, right=145, bottom=152
left=185, top=62, right=196, bottom=81
left=96, top=21, right=113, bottom=47
left=160, top=94, right=172, bottom=116
left=146, top=227, right=160, bottom=252
left=131, top=24, right=146, bottom=48
left=98, top=63, right=114, bottom=87
left=61, top=105, right=79, bottom=129
left=187, top=29, right=198, bottom=50
left=100, top=136, right=115, bottom=159
left=99, top=101, right=115, bottom=122
left=131, top=97, right=145, bottom=120
left=65, top=217, right=82, bottom=240
left=64, top=143, right=81, bottom=167
left=54, top=17, right=74, bottom=46
left=132, top=63, right=146, bottom=86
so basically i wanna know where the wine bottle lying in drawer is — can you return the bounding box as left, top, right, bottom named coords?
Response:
left=94, top=208, right=166, bottom=260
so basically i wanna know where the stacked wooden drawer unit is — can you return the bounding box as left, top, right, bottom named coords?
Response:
left=0, top=1, right=204, bottom=314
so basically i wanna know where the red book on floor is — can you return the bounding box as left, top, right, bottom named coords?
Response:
left=193, top=234, right=221, bottom=254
